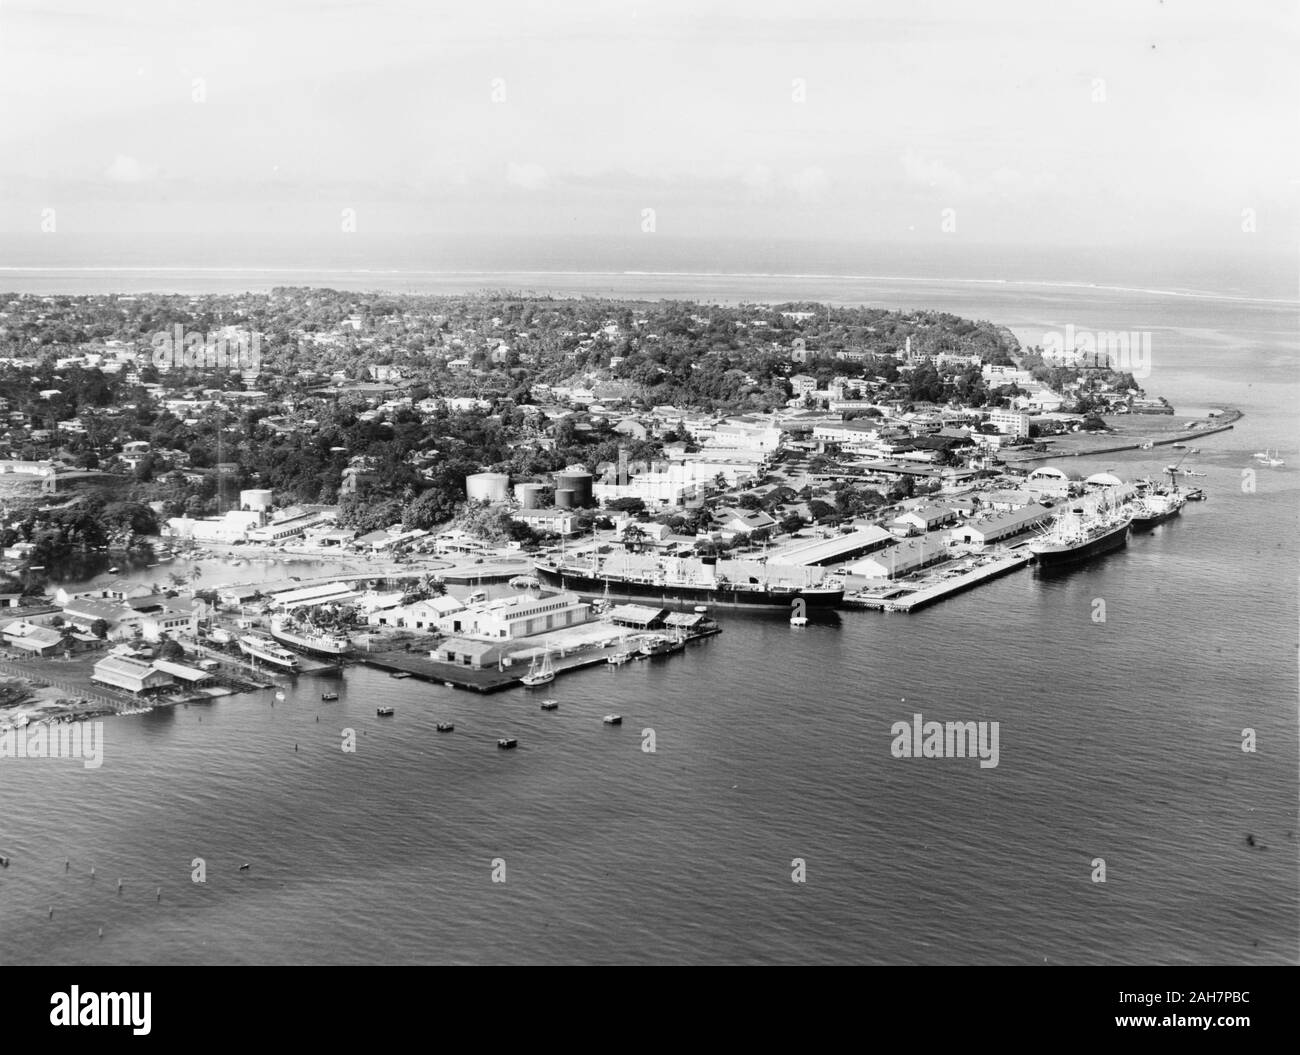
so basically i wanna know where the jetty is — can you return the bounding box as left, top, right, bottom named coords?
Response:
left=355, top=624, right=720, bottom=693
left=844, top=551, right=1031, bottom=613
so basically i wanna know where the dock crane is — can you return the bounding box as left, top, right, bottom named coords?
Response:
left=1161, top=450, right=1205, bottom=493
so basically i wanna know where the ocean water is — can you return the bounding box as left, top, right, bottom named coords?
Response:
left=0, top=268, right=1295, bottom=964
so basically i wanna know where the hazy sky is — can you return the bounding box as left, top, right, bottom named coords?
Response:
left=1, top=0, right=1296, bottom=257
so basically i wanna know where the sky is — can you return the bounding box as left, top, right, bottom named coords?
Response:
left=0, top=0, right=1296, bottom=272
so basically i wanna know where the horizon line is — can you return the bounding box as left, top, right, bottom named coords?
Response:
left=0, top=266, right=1293, bottom=307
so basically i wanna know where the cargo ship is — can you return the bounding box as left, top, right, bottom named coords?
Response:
left=238, top=633, right=301, bottom=671
left=1129, top=489, right=1186, bottom=529
left=269, top=617, right=353, bottom=658
left=533, top=552, right=844, bottom=610
left=1029, top=507, right=1131, bottom=566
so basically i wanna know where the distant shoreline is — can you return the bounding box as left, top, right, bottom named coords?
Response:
left=0, top=268, right=1294, bottom=307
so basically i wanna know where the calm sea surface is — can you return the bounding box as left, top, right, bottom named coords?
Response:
left=0, top=270, right=1296, bottom=964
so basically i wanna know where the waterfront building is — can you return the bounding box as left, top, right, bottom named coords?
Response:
left=436, top=591, right=590, bottom=640
left=91, top=656, right=174, bottom=695
left=892, top=506, right=958, bottom=534
left=265, top=582, right=359, bottom=611
left=766, top=526, right=895, bottom=566
left=366, top=595, right=464, bottom=630
left=948, top=503, right=1053, bottom=546
left=1025, top=466, right=1085, bottom=499
left=434, top=637, right=510, bottom=669
left=848, top=537, right=949, bottom=579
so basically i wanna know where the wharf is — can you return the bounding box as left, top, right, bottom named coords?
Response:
left=843, top=551, right=1031, bottom=612
left=1001, top=409, right=1240, bottom=465
left=355, top=625, right=720, bottom=694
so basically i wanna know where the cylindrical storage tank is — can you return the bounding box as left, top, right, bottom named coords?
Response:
left=516, top=483, right=545, bottom=510
left=554, top=489, right=574, bottom=510
left=554, top=471, right=593, bottom=508
left=240, top=488, right=274, bottom=512
left=466, top=472, right=510, bottom=503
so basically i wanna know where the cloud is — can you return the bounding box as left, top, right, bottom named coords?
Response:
left=103, top=154, right=158, bottom=184
left=505, top=161, right=549, bottom=190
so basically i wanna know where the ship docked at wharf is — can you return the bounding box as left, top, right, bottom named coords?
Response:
left=1029, top=501, right=1132, bottom=566
left=533, top=551, right=844, bottom=610
left=269, top=616, right=354, bottom=658
left=238, top=633, right=301, bottom=671
left=1129, top=488, right=1187, bottom=529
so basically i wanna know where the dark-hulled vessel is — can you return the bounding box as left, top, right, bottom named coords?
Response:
left=1129, top=490, right=1187, bottom=529
left=1029, top=507, right=1131, bottom=566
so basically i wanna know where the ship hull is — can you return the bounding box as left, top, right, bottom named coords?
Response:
left=535, top=564, right=844, bottom=610
left=1031, top=521, right=1130, bottom=566
left=238, top=639, right=299, bottom=671
left=1131, top=506, right=1182, bottom=529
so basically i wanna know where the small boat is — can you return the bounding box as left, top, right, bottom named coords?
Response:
left=376, top=706, right=394, bottom=717
left=1172, top=443, right=1186, bottom=449
left=238, top=863, right=250, bottom=872
left=320, top=692, right=339, bottom=701
left=389, top=671, right=411, bottom=679
left=520, top=649, right=555, bottom=687
left=108, top=566, right=120, bottom=573
left=606, top=649, right=636, bottom=665
left=497, top=737, right=518, bottom=749
left=540, top=699, right=559, bottom=711
left=693, top=605, right=708, bottom=614
left=274, top=690, right=286, bottom=701
left=790, top=615, right=808, bottom=627
left=436, top=722, right=454, bottom=733
left=603, top=714, right=622, bottom=725
left=1255, top=449, right=1285, bottom=467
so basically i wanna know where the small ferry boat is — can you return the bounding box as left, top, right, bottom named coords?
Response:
left=389, top=671, right=411, bottom=679
left=376, top=706, right=394, bottom=717
left=497, top=737, right=518, bottom=749
left=540, top=699, right=559, bottom=711
left=603, top=714, right=622, bottom=725
left=436, top=722, right=454, bottom=733
left=239, top=631, right=299, bottom=670
left=320, top=691, right=339, bottom=701
left=509, top=574, right=541, bottom=589
left=606, top=649, right=636, bottom=665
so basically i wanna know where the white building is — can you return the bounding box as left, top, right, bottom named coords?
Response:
left=987, top=409, right=1031, bottom=439
left=436, top=591, right=590, bottom=640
